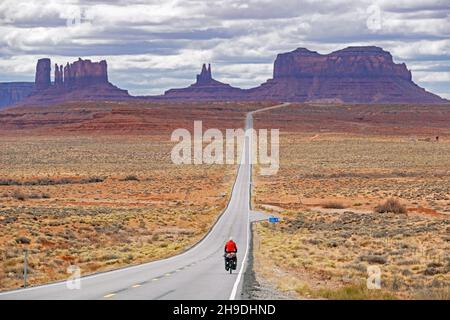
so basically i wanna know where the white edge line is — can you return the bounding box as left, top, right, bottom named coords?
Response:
left=229, top=114, right=252, bottom=300
left=229, top=103, right=289, bottom=300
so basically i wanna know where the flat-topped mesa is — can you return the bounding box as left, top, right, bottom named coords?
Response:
left=273, top=46, right=412, bottom=80
left=35, top=58, right=51, bottom=90
left=0, top=82, right=34, bottom=108
left=250, top=45, right=442, bottom=103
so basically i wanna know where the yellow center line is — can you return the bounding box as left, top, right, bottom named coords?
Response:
left=104, top=293, right=115, bottom=298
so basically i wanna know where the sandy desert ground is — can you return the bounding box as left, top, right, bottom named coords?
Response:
left=252, top=103, right=450, bottom=299
left=1, top=101, right=449, bottom=299
left=0, top=101, right=274, bottom=290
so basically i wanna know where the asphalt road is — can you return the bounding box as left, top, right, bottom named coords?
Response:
left=0, top=103, right=289, bottom=300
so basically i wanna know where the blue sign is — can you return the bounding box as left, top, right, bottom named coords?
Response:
left=268, top=216, right=279, bottom=223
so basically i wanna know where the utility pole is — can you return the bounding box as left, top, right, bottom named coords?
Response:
left=23, top=249, right=28, bottom=288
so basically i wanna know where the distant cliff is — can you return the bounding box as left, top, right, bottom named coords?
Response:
left=247, top=46, right=444, bottom=103
left=55, top=58, right=108, bottom=88
left=3, top=46, right=448, bottom=106
left=161, top=46, right=445, bottom=103
left=20, top=57, right=130, bottom=106
left=0, top=82, right=34, bottom=108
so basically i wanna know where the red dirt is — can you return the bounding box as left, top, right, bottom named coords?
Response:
left=254, top=103, right=450, bottom=137
left=408, top=207, right=443, bottom=217
left=0, top=101, right=273, bottom=135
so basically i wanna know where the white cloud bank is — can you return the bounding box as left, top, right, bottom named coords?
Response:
left=0, top=0, right=449, bottom=97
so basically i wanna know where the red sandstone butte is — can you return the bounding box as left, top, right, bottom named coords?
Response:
left=248, top=46, right=444, bottom=103
left=21, top=58, right=130, bottom=106
left=10, top=46, right=450, bottom=106
left=35, top=58, right=51, bottom=91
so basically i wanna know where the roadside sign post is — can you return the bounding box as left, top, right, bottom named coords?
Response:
left=268, top=216, right=279, bottom=223
left=24, top=249, right=28, bottom=288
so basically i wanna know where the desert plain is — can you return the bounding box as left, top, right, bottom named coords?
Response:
left=0, top=101, right=449, bottom=299
left=0, top=101, right=270, bottom=290
left=252, top=103, right=450, bottom=299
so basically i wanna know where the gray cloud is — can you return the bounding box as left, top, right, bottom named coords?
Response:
left=0, top=0, right=449, bottom=98
left=382, top=0, right=450, bottom=13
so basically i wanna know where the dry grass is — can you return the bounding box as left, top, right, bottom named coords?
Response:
left=314, top=283, right=397, bottom=300
left=0, top=100, right=275, bottom=291
left=253, top=210, right=449, bottom=300
left=374, top=198, right=407, bottom=214
left=251, top=104, right=450, bottom=299
left=0, top=134, right=237, bottom=290
left=322, top=201, right=346, bottom=209
left=122, top=175, right=140, bottom=182
left=253, top=135, right=450, bottom=214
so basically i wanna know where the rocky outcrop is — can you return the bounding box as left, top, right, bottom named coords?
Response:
left=161, top=46, right=445, bottom=103
left=35, top=58, right=51, bottom=91
left=163, top=63, right=245, bottom=100
left=4, top=46, right=448, bottom=106
left=196, top=63, right=216, bottom=85
left=20, top=58, right=130, bottom=106
left=0, top=82, right=34, bottom=108
left=49, top=58, right=108, bottom=89
left=54, top=64, right=63, bottom=86
left=248, top=46, right=444, bottom=103
left=272, top=47, right=412, bottom=80
left=59, top=58, right=108, bottom=88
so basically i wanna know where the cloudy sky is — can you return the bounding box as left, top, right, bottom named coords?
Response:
left=0, top=0, right=449, bottom=98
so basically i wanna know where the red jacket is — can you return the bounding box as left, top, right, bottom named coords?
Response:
left=224, top=240, right=237, bottom=253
